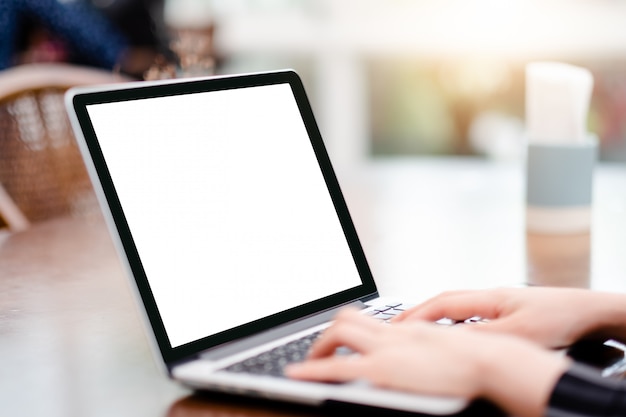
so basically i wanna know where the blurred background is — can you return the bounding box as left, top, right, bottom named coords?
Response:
left=203, top=0, right=626, bottom=167
left=6, top=0, right=626, bottom=167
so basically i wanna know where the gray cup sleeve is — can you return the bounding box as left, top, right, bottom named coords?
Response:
left=525, top=136, right=597, bottom=207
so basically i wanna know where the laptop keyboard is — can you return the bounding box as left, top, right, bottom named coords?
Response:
left=364, top=302, right=409, bottom=322
left=223, top=330, right=323, bottom=377
left=221, top=302, right=408, bottom=377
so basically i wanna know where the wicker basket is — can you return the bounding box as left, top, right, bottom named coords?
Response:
left=0, top=87, right=97, bottom=222
left=0, top=64, right=128, bottom=228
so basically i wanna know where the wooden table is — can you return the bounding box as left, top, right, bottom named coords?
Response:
left=2, top=157, right=625, bottom=417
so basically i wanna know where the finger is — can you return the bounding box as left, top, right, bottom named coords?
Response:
left=307, top=318, right=377, bottom=359
left=467, top=315, right=530, bottom=336
left=394, top=291, right=502, bottom=323
left=285, top=355, right=366, bottom=383
left=392, top=290, right=475, bottom=322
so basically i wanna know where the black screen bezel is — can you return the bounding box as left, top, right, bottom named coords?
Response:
left=69, top=70, right=378, bottom=365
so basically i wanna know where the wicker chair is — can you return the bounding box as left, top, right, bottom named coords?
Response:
left=0, top=63, right=128, bottom=231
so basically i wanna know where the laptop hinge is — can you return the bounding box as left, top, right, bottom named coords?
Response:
left=360, top=291, right=381, bottom=303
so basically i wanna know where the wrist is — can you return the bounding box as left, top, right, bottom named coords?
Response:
left=477, top=335, right=571, bottom=417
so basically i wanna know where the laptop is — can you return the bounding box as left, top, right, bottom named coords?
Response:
left=64, top=69, right=467, bottom=415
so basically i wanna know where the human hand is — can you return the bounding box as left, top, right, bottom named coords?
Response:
left=394, top=287, right=626, bottom=348
left=286, top=308, right=569, bottom=417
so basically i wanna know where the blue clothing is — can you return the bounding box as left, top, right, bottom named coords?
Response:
left=0, top=0, right=128, bottom=70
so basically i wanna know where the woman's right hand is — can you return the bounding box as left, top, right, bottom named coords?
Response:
left=287, top=307, right=571, bottom=417
left=393, top=287, right=626, bottom=348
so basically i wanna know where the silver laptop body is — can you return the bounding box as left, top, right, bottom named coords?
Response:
left=65, top=70, right=467, bottom=415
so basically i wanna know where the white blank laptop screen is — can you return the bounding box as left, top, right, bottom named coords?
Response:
left=86, top=83, right=362, bottom=347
